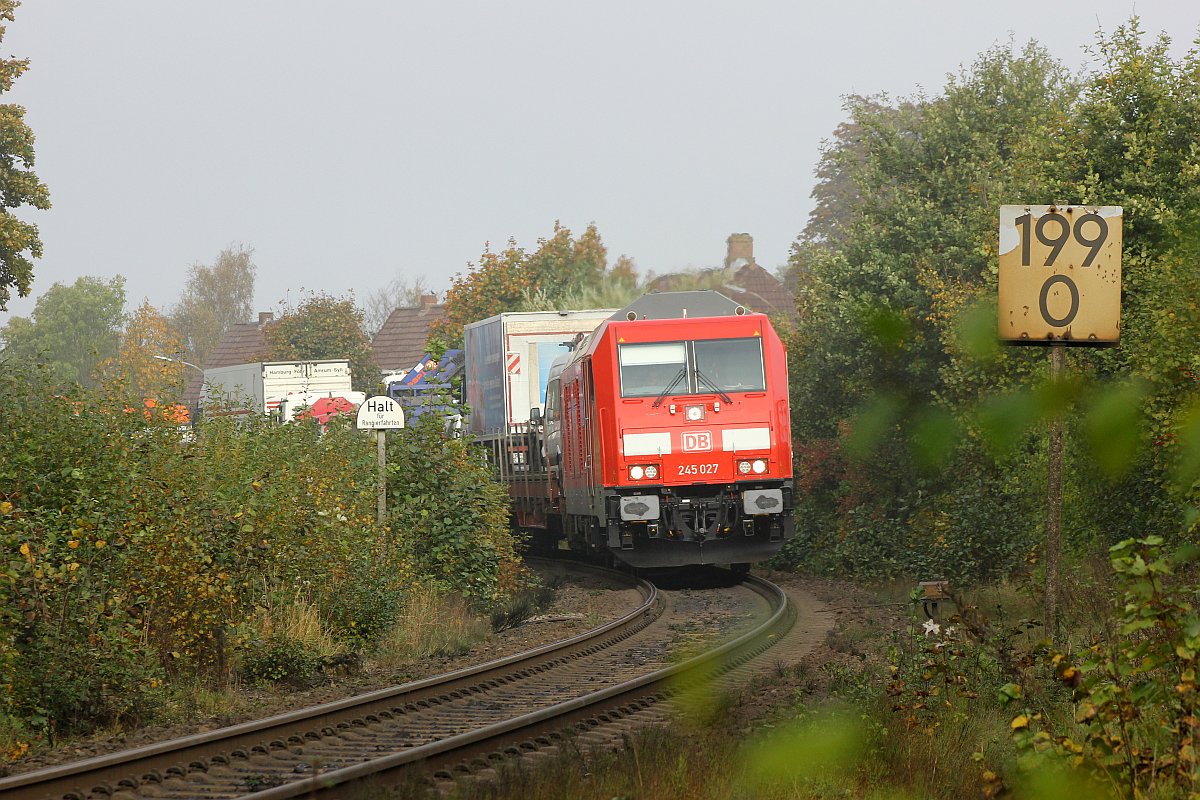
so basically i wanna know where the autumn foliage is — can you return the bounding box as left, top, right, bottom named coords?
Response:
left=265, top=292, right=378, bottom=392
left=432, top=221, right=609, bottom=345
left=0, top=360, right=519, bottom=739
left=95, top=300, right=187, bottom=403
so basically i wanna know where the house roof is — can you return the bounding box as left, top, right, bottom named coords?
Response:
left=644, top=234, right=795, bottom=317
left=646, top=263, right=795, bottom=317
left=371, top=296, right=446, bottom=372
left=728, top=262, right=795, bottom=317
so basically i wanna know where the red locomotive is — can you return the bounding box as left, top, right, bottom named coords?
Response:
left=518, top=291, right=795, bottom=568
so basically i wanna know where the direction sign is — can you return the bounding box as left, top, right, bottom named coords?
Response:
left=355, top=395, right=405, bottom=429
left=998, top=205, right=1122, bottom=344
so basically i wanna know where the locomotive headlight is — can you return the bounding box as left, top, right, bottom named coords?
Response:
left=685, top=404, right=705, bottom=421
left=752, top=459, right=767, bottom=474
left=644, top=465, right=659, bottom=480
left=737, top=460, right=752, bottom=475
left=629, top=465, right=645, bottom=480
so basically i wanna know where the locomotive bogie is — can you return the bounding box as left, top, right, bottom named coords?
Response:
left=594, top=481, right=794, bottom=568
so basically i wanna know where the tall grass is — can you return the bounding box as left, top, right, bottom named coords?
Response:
left=372, top=586, right=490, bottom=668
left=248, top=590, right=347, bottom=663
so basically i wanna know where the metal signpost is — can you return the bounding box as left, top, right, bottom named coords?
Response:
left=356, top=395, right=406, bottom=528
left=998, top=205, right=1122, bottom=644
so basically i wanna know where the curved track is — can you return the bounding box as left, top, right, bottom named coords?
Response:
left=3, top=564, right=790, bottom=800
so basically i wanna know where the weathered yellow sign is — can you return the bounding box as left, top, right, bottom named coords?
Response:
left=998, top=205, right=1122, bottom=344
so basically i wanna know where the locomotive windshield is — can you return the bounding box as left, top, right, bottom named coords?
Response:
left=618, top=337, right=765, bottom=398
left=617, top=342, right=688, bottom=397
left=693, top=338, right=766, bottom=392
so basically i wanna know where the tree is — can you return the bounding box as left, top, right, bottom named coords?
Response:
left=780, top=40, right=1081, bottom=579
left=96, top=300, right=188, bottom=402
left=431, top=239, right=532, bottom=347
left=433, top=222, right=616, bottom=346
left=265, top=292, right=377, bottom=392
left=801, top=97, right=906, bottom=247
left=170, top=246, right=256, bottom=366
left=779, top=21, right=1200, bottom=582
left=0, top=276, right=126, bottom=386
left=610, top=255, right=639, bottom=286
left=520, top=253, right=642, bottom=313
left=524, top=221, right=607, bottom=298
left=361, top=275, right=433, bottom=337
left=0, top=0, right=51, bottom=310
left=1065, top=20, right=1200, bottom=533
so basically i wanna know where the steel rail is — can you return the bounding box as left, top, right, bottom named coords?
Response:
left=1, top=562, right=657, bottom=800
left=240, top=573, right=791, bottom=799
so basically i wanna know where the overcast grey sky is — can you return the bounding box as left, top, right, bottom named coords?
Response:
left=3, top=2, right=1196, bottom=323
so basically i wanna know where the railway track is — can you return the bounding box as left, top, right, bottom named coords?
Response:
left=4, top=564, right=791, bottom=800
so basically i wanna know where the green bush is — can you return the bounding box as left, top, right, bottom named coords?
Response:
left=1012, top=537, right=1200, bottom=797
left=239, top=636, right=323, bottom=685
left=4, top=509, right=165, bottom=738
left=386, top=416, right=522, bottom=604
left=0, top=358, right=519, bottom=736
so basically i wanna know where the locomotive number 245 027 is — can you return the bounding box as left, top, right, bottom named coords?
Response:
left=678, top=463, right=719, bottom=476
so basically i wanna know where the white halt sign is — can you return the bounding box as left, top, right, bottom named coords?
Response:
left=356, top=395, right=406, bottom=429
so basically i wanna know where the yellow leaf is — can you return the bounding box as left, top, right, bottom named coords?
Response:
left=1011, top=715, right=1030, bottom=730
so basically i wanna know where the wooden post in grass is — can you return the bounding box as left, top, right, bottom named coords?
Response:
left=998, top=205, right=1123, bottom=647
left=356, top=396, right=406, bottom=529
left=377, top=429, right=387, bottom=528
left=1045, top=344, right=1065, bottom=644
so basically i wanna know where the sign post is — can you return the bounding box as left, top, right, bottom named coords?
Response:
left=356, top=395, right=406, bottom=528
left=998, top=205, right=1122, bottom=644
left=1045, top=344, right=1065, bottom=643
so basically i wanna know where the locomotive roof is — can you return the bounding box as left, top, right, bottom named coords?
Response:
left=611, top=290, right=744, bottom=321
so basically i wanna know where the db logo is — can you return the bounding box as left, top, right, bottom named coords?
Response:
left=682, top=431, right=713, bottom=452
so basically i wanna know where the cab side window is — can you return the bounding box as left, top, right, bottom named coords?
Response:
left=545, top=379, right=560, bottom=422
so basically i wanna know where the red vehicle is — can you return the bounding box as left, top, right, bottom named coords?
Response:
left=531, top=291, right=794, bottom=568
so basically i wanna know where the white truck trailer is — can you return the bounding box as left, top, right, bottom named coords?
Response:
left=463, top=310, right=612, bottom=436
left=200, top=360, right=354, bottom=419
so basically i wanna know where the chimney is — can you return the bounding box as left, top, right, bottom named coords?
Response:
left=258, top=311, right=274, bottom=326
left=420, top=293, right=438, bottom=307
left=725, top=233, right=754, bottom=269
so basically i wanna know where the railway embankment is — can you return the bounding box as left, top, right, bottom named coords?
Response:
left=3, top=564, right=836, bottom=799
left=1, top=562, right=635, bottom=776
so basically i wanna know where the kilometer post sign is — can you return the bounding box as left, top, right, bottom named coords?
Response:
left=998, top=205, right=1122, bottom=344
